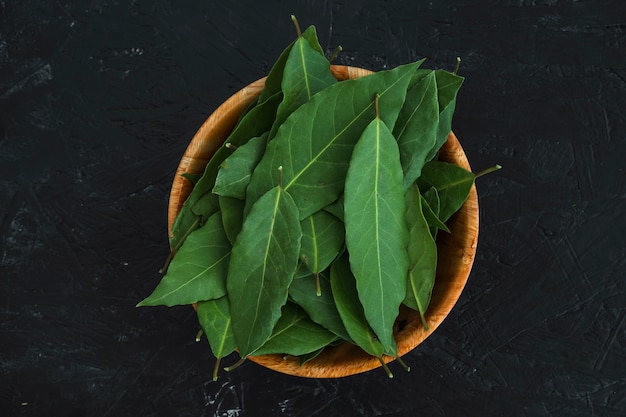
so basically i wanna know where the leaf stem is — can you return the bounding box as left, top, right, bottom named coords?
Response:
left=474, top=164, right=502, bottom=179
left=315, top=272, right=322, bottom=297
left=212, top=357, right=222, bottom=381
left=291, top=15, right=302, bottom=38
left=374, top=94, right=380, bottom=119
left=453, top=56, right=461, bottom=75
left=377, top=356, right=394, bottom=378
left=195, top=328, right=204, bottom=342
left=328, top=45, right=343, bottom=63
left=224, top=356, right=246, bottom=372
left=395, top=356, right=411, bottom=372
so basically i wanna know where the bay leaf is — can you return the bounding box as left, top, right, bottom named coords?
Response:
left=169, top=91, right=282, bottom=250
left=213, top=133, right=268, bottom=200
left=294, top=261, right=315, bottom=279
left=138, top=211, right=230, bottom=307
left=288, top=271, right=352, bottom=342
left=196, top=296, right=236, bottom=381
left=344, top=114, right=409, bottom=354
left=218, top=196, right=245, bottom=245
left=421, top=187, right=450, bottom=235
left=258, top=25, right=322, bottom=104
left=180, top=172, right=201, bottom=185
left=330, top=254, right=393, bottom=357
left=250, top=302, right=337, bottom=356
left=298, top=347, right=325, bottom=365
left=268, top=35, right=337, bottom=139
left=393, top=71, right=439, bottom=190
left=425, top=70, right=464, bottom=162
left=403, top=184, right=438, bottom=329
left=299, top=210, right=345, bottom=290
left=323, top=195, right=344, bottom=221
left=417, top=160, right=475, bottom=222
left=245, top=61, right=423, bottom=220
left=226, top=185, right=302, bottom=357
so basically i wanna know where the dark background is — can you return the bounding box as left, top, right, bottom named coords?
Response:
left=1, top=1, right=625, bottom=416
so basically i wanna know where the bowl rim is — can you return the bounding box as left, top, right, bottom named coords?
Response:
left=167, top=65, right=479, bottom=378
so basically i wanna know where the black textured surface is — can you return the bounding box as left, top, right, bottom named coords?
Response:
left=2, top=1, right=625, bottom=416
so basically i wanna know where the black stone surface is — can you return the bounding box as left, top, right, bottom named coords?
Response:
left=1, top=1, right=625, bottom=416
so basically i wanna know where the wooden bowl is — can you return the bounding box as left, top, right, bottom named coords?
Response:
left=167, top=66, right=478, bottom=378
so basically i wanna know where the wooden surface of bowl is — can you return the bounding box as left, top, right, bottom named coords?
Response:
left=167, top=65, right=479, bottom=378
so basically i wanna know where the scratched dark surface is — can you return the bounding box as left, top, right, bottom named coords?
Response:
left=1, top=0, right=625, bottom=416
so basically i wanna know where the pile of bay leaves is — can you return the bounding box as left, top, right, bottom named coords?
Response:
left=138, top=19, right=495, bottom=379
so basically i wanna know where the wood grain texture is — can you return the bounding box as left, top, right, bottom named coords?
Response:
left=168, top=66, right=478, bottom=378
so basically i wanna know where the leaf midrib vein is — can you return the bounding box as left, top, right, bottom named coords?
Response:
left=247, top=188, right=281, bottom=351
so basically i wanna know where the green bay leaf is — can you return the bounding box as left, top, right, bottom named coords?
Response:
left=417, top=160, right=475, bottom=222
left=344, top=115, right=409, bottom=354
left=258, top=25, right=322, bottom=104
left=299, top=210, right=344, bottom=279
left=226, top=186, right=302, bottom=357
left=250, top=302, right=337, bottom=356
left=330, top=254, right=392, bottom=357
left=268, top=35, right=337, bottom=139
left=138, top=211, right=230, bottom=307
left=169, top=91, right=282, bottom=250
left=425, top=70, right=464, bottom=162
left=421, top=187, right=449, bottom=236
left=323, top=196, right=344, bottom=221
left=393, top=71, right=439, bottom=190
left=288, top=271, right=352, bottom=342
left=403, top=184, right=438, bottom=329
left=218, top=196, right=245, bottom=245
left=197, top=296, right=236, bottom=381
left=245, top=61, right=423, bottom=220
left=213, top=133, right=268, bottom=200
